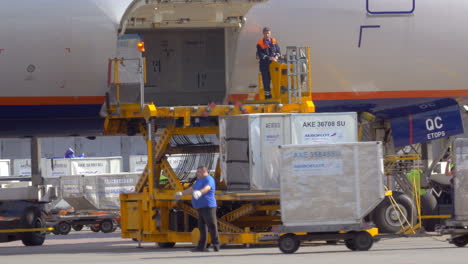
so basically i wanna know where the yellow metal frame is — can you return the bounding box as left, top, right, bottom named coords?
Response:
left=110, top=102, right=315, bottom=244
left=107, top=47, right=316, bottom=245
left=118, top=121, right=283, bottom=244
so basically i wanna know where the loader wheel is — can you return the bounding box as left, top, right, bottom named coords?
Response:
left=452, top=235, right=468, bottom=247
left=345, top=231, right=373, bottom=251
left=421, top=192, right=438, bottom=232
left=345, top=239, right=356, bottom=251
left=52, top=228, right=60, bottom=235
left=21, top=207, right=46, bottom=246
left=57, top=221, right=71, bottom=235
left=278, top=234, right=300, bottom=254
left=90, top=224, right=101, bottom=232
left=100, top=220, right=115, bottom=233
left=72, top=225, right=84, bottom=231
left=158, top=242, right=176, bottom=248
left=373, top=192, right=417, bottom=233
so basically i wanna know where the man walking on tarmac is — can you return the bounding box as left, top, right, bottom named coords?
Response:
left=176, top=166, right=220, bottom=252
left=257, top=26, right=281, bottom=99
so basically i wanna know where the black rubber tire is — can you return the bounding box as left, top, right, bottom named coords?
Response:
left=278, top=234, right=300, bottom=254
left=158, top=242, right=176, bottom=248
left=72, top=225, right=84, bottom=231
left=57, top=221, right=72, bottom=235
left=345, top=239, right=356, bottom=251
left=373, top=192, right=417, bottom=233
left=90, top=225, right=101, bottom=232
left=353, top=232, right=373, bottom=251
left=420, top=192, right=438, bottom=232
left=100, top=220, right=114, bottom=233
left=21, top=207, right=46, bottom=246
left=452, top=235, right=468, bottom=247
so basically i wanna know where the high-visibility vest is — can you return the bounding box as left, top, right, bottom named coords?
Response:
left=257, top=38, right=277, bottom=50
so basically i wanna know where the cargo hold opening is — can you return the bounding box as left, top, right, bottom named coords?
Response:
left=128, top=28, right=226, bottom=106
left=118, top=0, right=263, bottom=106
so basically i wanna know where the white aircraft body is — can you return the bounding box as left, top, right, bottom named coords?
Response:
left=0, top=0, right=467, bottom=137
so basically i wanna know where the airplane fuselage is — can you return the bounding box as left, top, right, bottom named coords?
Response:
left=0, top=0, right=467, bottom=136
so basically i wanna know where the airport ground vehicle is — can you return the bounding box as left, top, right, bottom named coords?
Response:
left=0, top=139, right=55, bottom=245
left=44, top=173, right=139, bottom=235
left=47, top=211, right=120, bottom=235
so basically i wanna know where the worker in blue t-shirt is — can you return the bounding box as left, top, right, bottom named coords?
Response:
left=176, top=166, right=219, bottom=252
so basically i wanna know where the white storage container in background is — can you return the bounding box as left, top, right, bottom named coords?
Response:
left=0, top=159, right=10, bottom=176
left=129, top=155, right=148, bottom=173
left=12, top=159, right=48, bottom=176
left=44, top=157, right=123, bottom=177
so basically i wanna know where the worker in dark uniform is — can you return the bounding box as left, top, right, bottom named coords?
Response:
left=257, top=27, right=281, bottom=99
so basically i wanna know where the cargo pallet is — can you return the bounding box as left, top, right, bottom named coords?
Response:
left=104, top=47, right=316, bottom=247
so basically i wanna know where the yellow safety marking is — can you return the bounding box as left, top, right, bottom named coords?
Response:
left=421, top=215, right=451, bottom=219
left=366, top=228, right=379, bottom=237
left=0, top=227, right=54, bottom=233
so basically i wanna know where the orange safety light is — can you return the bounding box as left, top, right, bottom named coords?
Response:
left=137, top=42, right=145, bottom=52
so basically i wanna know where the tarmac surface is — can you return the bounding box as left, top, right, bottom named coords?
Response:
left=1, top=230, right=467, bottom=264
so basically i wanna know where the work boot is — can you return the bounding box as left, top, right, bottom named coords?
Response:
left=190, top=247, right=210, bottom=252
left=213, top=244, right=221, bottom=252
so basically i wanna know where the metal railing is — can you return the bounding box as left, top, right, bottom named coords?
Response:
left=108, top=57, right=147, bottom=113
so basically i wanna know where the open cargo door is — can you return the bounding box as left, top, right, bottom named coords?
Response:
left=116, top=0, right=266, bottom=106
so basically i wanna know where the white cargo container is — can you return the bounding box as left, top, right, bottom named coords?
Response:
left=0, top=160, right=10, bottom=176
left=219, top=113, right=358, bottom=190
left=277, top=142, right=385, bottom=232
left=60, top=173, right=141, bottom=211
left=129, top=155, right=148, bottom=173
left=12, top=159, right=48, bottom=176
left=44, top=157, right=123, bottom=177
left=454, top=138, right=468, bottom=221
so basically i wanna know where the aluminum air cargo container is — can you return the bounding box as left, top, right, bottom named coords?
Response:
left=454, top=138, right=468, bottom=221
left=12, top=158, right=48, bottom=176
left=0, top=160, right=10, bottom=177
left=219, top=112, right=358, bottom=190
left=277, top=142, right=385, bottom=232
left=129, top=155, right=148, bottom=173
left=44, top=157, right=123, bottom=178
left=61, top=173, right=140, bottom=211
